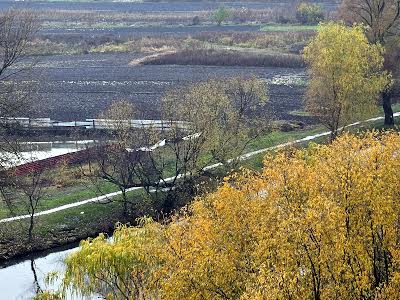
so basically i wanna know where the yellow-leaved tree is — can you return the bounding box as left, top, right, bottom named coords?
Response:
left=38, top=131, right=400, bottom=300
left=303, top=22, right=391, bottom=140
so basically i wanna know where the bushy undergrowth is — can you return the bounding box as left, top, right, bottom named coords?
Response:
left=29, top=30, right=315, bottom=56
left=28, top=34, right=183, bottom=55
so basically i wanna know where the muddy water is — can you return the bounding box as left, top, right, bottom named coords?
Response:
left=0, top=246, right=79, bottom=300
left=0, top=138, right=104, bottom=299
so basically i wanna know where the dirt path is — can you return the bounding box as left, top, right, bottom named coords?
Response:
left=1, top=112, right=398, bottom=223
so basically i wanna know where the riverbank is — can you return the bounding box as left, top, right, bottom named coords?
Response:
left=1, top=111, right=399, bottom=262
left=0, top=124, right=320, bottom=262
left=0, top=200, right=128, bottom=262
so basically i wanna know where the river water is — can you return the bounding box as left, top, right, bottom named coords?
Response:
left=0, top=110, right=395, bottom=299
left=0, top=246, right=79, bottom=300
left=0, top=140, right=95, bottom=299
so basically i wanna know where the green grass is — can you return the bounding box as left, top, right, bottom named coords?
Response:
left=0, top=180, right=119, bottom=219
left=2, top=110, right=399, bottom=222
left=37, top=182, right=117, bottom=210
left=242, top=113, right=400, bottom=171
left=36, top=189, right=145, bottom=234
left=2, top=113, right=400, bottom=260
left=240, top=126, right=328, bottom=171
left=245, top=125, right=325, bottom=152
left=35, top=199, right=121, bottom=234
left=0, top=124, right=326, bottom=220
left=260, top=24, right=318, bottom=32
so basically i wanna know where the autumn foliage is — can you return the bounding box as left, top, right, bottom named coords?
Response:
left=45, top=132, right=400, bottom=300
left=303, top=23, right=391, bottom=139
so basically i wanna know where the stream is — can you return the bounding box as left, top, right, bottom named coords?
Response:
left=0, top=245, right=81, bottom=300
left=0, top=140, right=97, bottom=299
left=0, top=111, right=395, bottom=299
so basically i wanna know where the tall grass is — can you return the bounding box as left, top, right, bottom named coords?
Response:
left=142, top=48, right=305, bottom=68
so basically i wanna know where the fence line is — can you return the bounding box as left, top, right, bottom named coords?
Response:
left=0, top=117, right=189, bottom=130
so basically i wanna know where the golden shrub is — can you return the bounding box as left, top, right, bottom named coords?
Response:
left=53, top=131, right=400, bottom=300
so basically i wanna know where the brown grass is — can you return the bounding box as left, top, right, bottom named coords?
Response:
left=140, top=48, right=305, bottom=68
left=194, top=31, right=315, bottom=51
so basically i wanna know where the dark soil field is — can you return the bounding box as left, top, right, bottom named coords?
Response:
left=2, top=1, right=323, bottom=126
left=16, top=53, right=309, bottom=123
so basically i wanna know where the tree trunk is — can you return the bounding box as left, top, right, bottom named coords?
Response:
left=329, top=124, right=338, bottom=142
left=382, top=90, right=394, bottom=126
left=30, top=259, right=42, bottom=294
left=122, top=189, right=128, bottom=216
left=28, top=214, right=34, bottom=243
left=28, top=196, right=35, bottom=243
left=329, top=131, right=336, bottom=142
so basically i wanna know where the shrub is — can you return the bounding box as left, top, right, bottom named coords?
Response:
left=50, top=132, right=400, bottom=300
left=296, top=2, right=324, bottom=24
left=212, top=4, right=232, bottom=25
left=191, top=15, right=200, bottom=26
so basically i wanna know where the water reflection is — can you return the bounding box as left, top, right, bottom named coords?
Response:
left=0, top=247, right=76, bottom=300
left=30, top=259, right=43, bottom=295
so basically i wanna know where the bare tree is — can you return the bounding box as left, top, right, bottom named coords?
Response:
left=0, top=9, right=39, bottom=156
left=83, top=77, right=270, bottom=215
left=153, top=77, right=270, bottom=211
left=0, top=10, right=40, bottom=237
left=162, top=77, right=271, bottom=170
left=0, top=8, right=39, bottom=121
left=22, top=170, right=45, bottom=242
left=340, top=0, right=400, bottom=125
left=0, top=9, right=38, bottom=80
left=0, top=167, right=46, bottom=242
left=82, top=101, right=161, bottom=216
left=340, top=0, right=399, bottom=44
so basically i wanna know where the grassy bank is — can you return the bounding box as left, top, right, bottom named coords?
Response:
left=0, top=124, right=318, bottom=220
left=0, top=123, right=324, bottom=261
left=1, top=108, right=400, bottom=261
left=261, top=24, right=318, bottom=32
